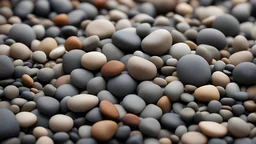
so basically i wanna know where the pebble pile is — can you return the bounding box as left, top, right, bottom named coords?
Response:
left=0, top=0, right=256, bottom=144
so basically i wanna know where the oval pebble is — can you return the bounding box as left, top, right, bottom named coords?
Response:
left=86, top=19, right=115, bottom=39
left=91, top=120, right=118, bottom=142
left=49, top=114, right=73, bottom=132
left=139, top=118, right=161, bottom=137
left=16, top=112, right=37, bottom=128
left=228, top=117, right=250, bottom=137
left=81, top=52, right=107, bottom=70
left=37, top=97, right=60, bottom=116
left=199, top=121, right=227, bottom=138
left=181, top=132, right=207, bottom=144
left=194, top=85, right=220, bottom=102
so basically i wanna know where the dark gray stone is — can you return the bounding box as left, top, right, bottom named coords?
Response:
left=115, top=126, right=131, bottom=140
left=68, top=10, right=86, bottom=26
left=87, top=77, right=106, bottom=95
left=70, top=69, right=94, bottom=90
left=50, top=0, right=72, bottom=14
left=55, top=84, right=79, bottom=101
left=77, top=3, right=98, bottom=20
left=233, top=62, right=256, bottom=85
left=207, top=100, right=222, bottom=113
left=160, top=113, right=185, bottom=131
left=0, top=55, right=14, bottom=80
left=37, top=96, right=60, bottom=116
left=85, top=107, right=103, bottom=123
left=14, top=0, right=34, bottom=19
left=53, top=132, right=69, bottom=144
left=35, top=0, right=50, bottom=17
left=62, top=50, right=85, bottom=74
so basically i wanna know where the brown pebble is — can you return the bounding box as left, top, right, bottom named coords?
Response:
left=181, top=132, right=207, bottom=144
left=21, top=74, right=34, bottom=87
left=246, top=85, right=256, bottom=100
left=101, top=60, right=125, bottom=77
left=157, top=96, right=171, bottom=113
left=36, top=136, right=54, bottom=144
left=165, top=76, right=179, bottom=84
left=94, top=0, right=106, bottom=9
left=53, top=14, right=68, bottom=26
left=64, top=36, right=82, bottom=51
left=54, top=75, right=71, bottom=88
left=91, top=120, right=118, bottom=142
left=99, top=100, right=119, bottom=119
left=222, top=106, right=232, bottom=111
left=194, top=85, right=220, bottom=102
left=121, top=113, right=141, bottom=128
left=33, top=127, right=49, bottom=139
left=244, top=100, right=256, bottom=112
left=211, top=71, right=230, bottom=88
left=30, top=88, right=39, bottom=94
left=220, top=50, right=230, bottom=58
left=37, top=38, right=58, bottom=56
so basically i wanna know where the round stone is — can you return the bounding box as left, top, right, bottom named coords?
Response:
left=37, top=97, right=60, bottom=116
left=112, top=28, right=141, bottom=53
left=52, top=132, right=69, bottom=143
left=81, top=52, right=107, bottom=70
left=4, top=85, right=19, bottom=99
left=53, top=14, right=69, bottom=26
left=10, top=43, right=31, bottom=60
left=139, top=118, right=161, bottom=137
left=115, top=125, right=131, bottom=140
left=211, top=71, right=230, bottom=88
left=138, top=81, right=163, bottom=104
left=140, top=104, right=163, bottom=120
left=181, top=132, right=207, bottom=144
left=232, top=35, right=248, bottom=53
left=160, top=113, right=185, bottom=131
left=33, top=127, right=48, bottom=139
left=78, top=125, right=91, bottom=138
left=233, top=62, right=256, bottom=85
left=36, top=136, right=54, bottom=144
left=91, top=120, right=118, bottom=142
left=55, top=84, right=79, bottom=101
left=212, top=14, right=240, bottom=37
left=0, top=108, right=20, bottom=141
left=8, top=24, right=36, bottom=46
left=16, top=112, right=37, bottom=128
left=142, top=29, right=172, bottom=55
left=32, top=51, right=47, bottom=64
left=64, top=36, right=82, bottom=51
left=49, top=114, right=73, bottom=132
left=62, top=50, right=85, bottom=74
left=0, top=55, right=14, bottom=80
left=121, top=94, right=146, bottom=114
left=50, top=0, right=72, bottom=14
left=177, top=54, right=211, bottom=87
left=86, top=19, right=115, bottom=39
left=228, top=117, right=250, bottom=137
left=207, top=100, right=222, bottom=113
left=197, top=28, right=227, bottom=50
left=101, top=60, right=125, bottom=77
left=164, top=80, right=184, bottom=102
left=169, top=43, right=191, bottom=60
left=37, top=38, right=58, bottom=56
left=99, top=100, right=119, bottom=119
left=194, top=85, right=220, bottom=102
left=67, top=94, right=99, bottom=112
left=37, top=68, right=55, bottom=83
left=70, top=69, right=94, bottom=89
left=127, top=56, right=157, bottom=80
left=199, top=121, right=227, bottom=138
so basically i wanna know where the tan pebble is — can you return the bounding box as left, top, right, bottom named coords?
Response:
left=36, top=136, right=54, bottom=144
left=109, top=10, right=128, bottom=21
left=67, top=94, right=99, bottom=112
left=221, top=58, right=231, bottom=64
left=100, top=100, right=119, bottom=119
left=247, top=85, right=256, bottom=99
left=161, top=66, right=176, bottom=76
left=202, top=16, right=216, bottom=27
left=101, top=60, right=125, bottom=77
left=49, top=46, right=66, bottom=60
left=150, top=56, right=164, bottom=69
left=0, top=44, right=10, bottom=56
left=121, top=113, right=141, bottom=128
left=181, top=132, right=207, bottom=144
left=165, top=76, right=179, bottom=84
left=244, top=100, right=256, bottom=112
left=153, top=77, right=167, bottom=87
left=64, top=36, right=82, bottom=51
left=184, top=40, right=197, bottom=50
left=199, top=121, right=227, bottom=138
left=16, top=112, right=37, bottom=128
left=81, top=52, right=107, bottom=70
left=37, top=38, right=58, bottom=56
left=130, top=130, right=142, bottom=137
left=170, top=135, right=179, bottom=143
left=21, top=74, right=34, bottom=87
left=53, top=14, right=68, bottom=26
left=54, top=75, right=71, bottom=88
left=128, top=56, right=157, bottom=80
left=49, top=114, right=73, bottom=132
left=0, top=24, right=12, bottom=35
left=194, top=85, right=220, bottom=102
left=21, top=101, right=36, bottom=112
left=10, top=43, right=31, bottom=60
left=86, top=19, right=115, bottom=39
left=30, top=88, right=38, bottom=94
left=33, top=126, right=49, bottom=139
left=8, top=16, right=21, bottom=24
left=220, top=50, right=230, bottom=58
left=211, top=71, right=230, bottom=88
left=232, top=35, right=248, bottom=53
left=91, top=120, right=118, bottom=142
left=176, top=2, right=193, bottom=16
left=229, top=51, right=253, bottom=66
left=159, top=138, right=172, bottom=144
left=9, top=105, right=20, bottom=114
left=154, top=16, right=170, bottom=26
left=157, top=96, right=171, bottom=113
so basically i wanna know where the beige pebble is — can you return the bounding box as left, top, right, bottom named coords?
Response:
left=81, top=52, right=107, bottom=70
left=37, top=38, right=58, bottom=56
left=33, top=126, right=49, bottom=139
left=67, top=94, right=99, bottom=112
left=9, top=105, right=20, bottom=114
left=232, top=35, right=248, bottom=53
left=0, top=101, right=11, bottom=108
left=153, top=77, right=167, bottom=87
left=199, top=121, right=227, bottom=138
left=194, top=85, right=220, bottom=102
left=36, top=136, right=54, bottom=144
left=10, top=43, right=31, bottom=60
left=21, top=101, right=36, bottom=112
left=229, top=51, right=253, bottom=66
left=109, top=10, right=128, bottom=21
left=91, top=120, right=118, bottom=142
left=86, top=19, right=115, bottom=39
left=49, top=114, right=74, bottom=132
left=211, top=71, right=230, bottom=88
left=176, top=2, right=193, bottom=16
left=0, top=44, right=10, bottom=56
left=150, top=56, right=164, bottom=69
left=49, top=46, right=65, bottom=60
left=159, top=138, right=172, bottom=144
left=181, top=132, right=207, bottom=144
left=16, top=112, right=37, bottom=128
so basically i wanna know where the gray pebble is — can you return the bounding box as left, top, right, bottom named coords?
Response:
left=140, top=104, right=162, bottom=120
left=32, top=25, right=45, bottom=40
left=37, top=68, right=55, bottom=83
left=121, top=94, right=146, bottom=114
left=70, top=69, right=94, bottom=89
left=138, top=81, right=163, bottom=104
left=136, top=23, right=151, bottom=38
left=160, top=113, right=185, bottom=131
left=82, top=35, right=100, bottom=52
left=126, top=135, right=143, bottom=144
left=55, top=84, right=79, bottom=101
left=233, top=138, right=252, bottom=144
left=20, top=135, right=36, bottom=144
left=115, top=126, right=130, bottom=140
left=0, top=55, right=14, bottom=80
left=233, top=62, right=256, bottom=85
left=102, top=43, right=124, bottom=61
left=78, top=125, right=91, bottom=138
left=232, top=104, right=245, bottom=116
left=14, top=0, right=34, bottom=19
left=85, top=107, right=103, bottom=123
left=208, top=138, right=227, bottom=144
left=207, top=100, right=222, bottom=113
left=203, top=113, right=223, bottom=123
left=53, top=132, right=69, bottom=143
left=231, top=92, right=248, bottom=101
left=68, top=10, right=86, bottom=26
left=37, top=96, right=60, bottom=116
left=97, top=90, right=118, bottom=104
left=60, top=96, right=71, bottom=113
left=180, top=93, right=194, bottom=103
left=175, top=125, right=187, bottom=138
left=87, top=77, right=106, bottom=95
left=164, top=80, right=184, bottom=102
left=179, top=107, right=195, bottom=123
left=32, top=51, right=47, bottom=64
left=77, top=3, right=98, bottom=20
left=114, top=104, right=127, bottom=119
left=50, top=0, right=72, bottom=14
left=62, top=50, right=85, bottom=74
left=35, top=0, right=50, bottom=17
left=43, top=84, right=56, bottom=97
left=139, top=118, right=161, bottom=137
left=76, top=138, right=97, bottom=144
left=226, top=83, right=240, bottom=97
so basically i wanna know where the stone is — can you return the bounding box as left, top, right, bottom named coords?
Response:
left=164, top=80, right=184, bottom=102
left=211, top=71, right=230, bottom=88
left=0, top=55, right=14, bottom=80
left=169, top=43, right=191, bottom=60
left=37, top=97, right=60, bottom=116
left=228, top=117, right=250, bottom=137
left=16, top=112, right=37, bottom=128
left=233, top=62, right=256, bottom=85
left=199, top=121, right=227, bottom=138
left=139, top=118, right=161, bottom=137
left=81, top=52, right=107, bottom=70
left=229, top=51, right=253, bottom=66
left=122, top=94, right=146, bottom=114
left=101, top=60, right=125, bottom=77
left=10, top=43, right=31, bottom=60
left=194, top=85, right=220, bottom=102
left=64, top=36, right=82, bottom=51
left=86, top=19, right=115, bottom=39
left=49, top=114, right=73, bottom=132
left=37, top=38, right=58, bottom=56
left=181, top=132, right=207, bottom=144
left=100, top=100, right=119, bottom=119
left=91, top=120, right=118, bottom=142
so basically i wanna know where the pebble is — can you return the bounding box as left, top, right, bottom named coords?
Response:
left=122, top=94, right=146, bottom=114
left=140, top=104, right=162, bottom=120
left=138, top=81, right=163, bottom=104
left=169, top=43, right=191, bottom=60
left=36, top=136, right=54, bottom=144
left=10, top=43, right=31, bottom=60
left=233, top=62, right=256, bottom=85
left=70, top=68, right=94, bottom=89
left=67, top=94, right=98, bottom=112
left=160, top=113, right=185, bottom=131
left=86, top=19, right=115, bottom=39
left=142, top=29, right=172, bottom=55
left=229, top=51, right=253, bottom=66
left=228, top=117, right=250, bottom=137
left=177, top=54, right=211, bottom=87
left=77, top=3, right=98, bottom=20
left=49, top=114, right=73, bottom=132
left=199, top=121, right=227, bottom=138
left=82, top=35, right=100, bottom=52
left=211, top=71, right=230, bottom=88
left=122, top=113, right=141, bottom=128
left=101, top=60, right=125, bottom=77
left=81, top=52, right=107, bottom=70
left=91, top=120, right=118, bottom=142
left=0, top=55, right=14, bottom=80
left=100, top=100, right=119, bottom=119
left=16, top=112, right=37, bottom=128
left=64, top=36, right=82, bottom=51
left=53, top=14, right=69, bottom=26
left=37, top=68, right=55, bottom=83
left=139, top=118, right=161, bottom=137
left=62, top=50, right=85, bottom=74
left=4, top=85, right=19, bottom=99
left=194, top=85, right=220, bottom=102
left=232, top=35, right=248, bottom=53
left=127, top=56, right=157, bottom=80
left=50, top=0, right=72, bottom=14
left=181, top=132, right=207, bottom=144
left=32, top=51, right=47, bottom=64
left=55, top=84, right=78, bottom=101
left=102, top=43, right=124, bottom=61
left=37, top=97, right=60, bottom=116
left=0, top=108, right=20, bottom=141
left=8, top=24, right=36, bottom=46
left=33, top=127, right=48, bottom=139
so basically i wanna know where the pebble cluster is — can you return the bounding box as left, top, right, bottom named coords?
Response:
left=0, top=0, right=256, bottom=144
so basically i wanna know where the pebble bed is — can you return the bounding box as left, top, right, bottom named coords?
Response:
left=0, top=0, right=256, bottom=144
